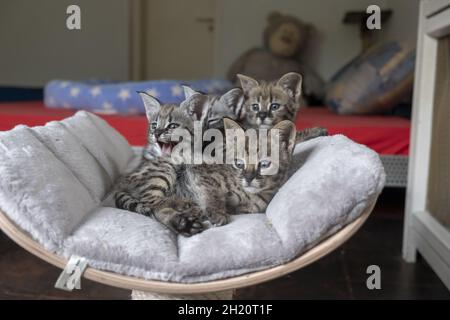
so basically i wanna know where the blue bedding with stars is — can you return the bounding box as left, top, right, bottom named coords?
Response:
left=44, top=79, right=233, bottom=115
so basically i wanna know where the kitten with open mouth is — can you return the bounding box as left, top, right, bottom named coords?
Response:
left=139, top=92, right=199, bottom=160
left=157, top=141, right=178, bottom=156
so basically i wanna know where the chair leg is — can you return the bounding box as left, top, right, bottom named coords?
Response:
left=131, top=289, right=234, bottom=300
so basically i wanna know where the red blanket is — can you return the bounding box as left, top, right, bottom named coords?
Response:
left=0, top=101, right=409, bottom=155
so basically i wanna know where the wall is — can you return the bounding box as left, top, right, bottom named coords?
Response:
left=384, top=0, right=420, bottom=47
left=0, top=0, right=130, bottom=87
left=214, top=0, right=419, bottom=81
left=0, top=0, right=421, bottom=86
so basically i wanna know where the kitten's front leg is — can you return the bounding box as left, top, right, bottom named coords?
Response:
left=115, top=190, right=154, bottom=216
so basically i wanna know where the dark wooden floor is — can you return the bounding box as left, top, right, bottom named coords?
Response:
left=1, top=188, right=449, bottom=300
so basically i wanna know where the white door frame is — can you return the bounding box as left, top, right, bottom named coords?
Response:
left=403, top=0, right=450, bottom=289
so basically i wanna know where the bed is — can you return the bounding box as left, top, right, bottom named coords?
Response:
left=0, top=101, right=409, bottom=187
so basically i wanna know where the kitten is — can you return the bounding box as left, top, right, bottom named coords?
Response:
left=237, top=72, right=328, bottom=143
left=116, top=92, right=236, bottom=235
left=116, top=93, right=208, bottom=236
left=220, top=118, right=297, bottom=214
left=181, top=86, right=244, bottom=131
left=115, top=93, right=296, bottom=236
left=174, top=118, right=297, bottom=225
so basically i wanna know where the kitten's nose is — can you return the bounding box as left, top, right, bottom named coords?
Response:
left=244, top=172, right=256, bottom=184
left=258, top=111, right=267, bottom=119
left=154, top=129, right=164, bottom=137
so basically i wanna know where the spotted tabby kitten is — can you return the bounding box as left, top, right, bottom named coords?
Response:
left=237, top=72, right=328, bottom=143
left=115, top=93, right=207, bottom=236
left=218, top=118, right=297, bottom=214
left=179, top=88, right=297, bottom=215
left=115, top=93, right=296, bottom=236
left=115, top=91, right=241, bottom=235
left=156, top=118, right=297, bottom=237
left=182, top=82, right=325, bottom=144
left=181, top=86, right=244, bottom=131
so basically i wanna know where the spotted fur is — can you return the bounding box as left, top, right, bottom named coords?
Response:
left=115, top=93, right=206, bottom=236
left=181, top=86, right=245, bottom=131
left=115, top=92, right=296, bottom=236
left=219, top=118, right=297, bottom=214
left=139, top=93, right=197, bottom=160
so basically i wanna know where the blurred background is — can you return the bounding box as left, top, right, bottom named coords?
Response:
left=0, top=0, right=418, bottom=86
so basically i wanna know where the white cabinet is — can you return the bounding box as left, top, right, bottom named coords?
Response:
left=403, top=0, right=450, bottom=290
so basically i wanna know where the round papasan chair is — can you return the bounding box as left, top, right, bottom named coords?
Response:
left=0, top=111, right=385, bottom=299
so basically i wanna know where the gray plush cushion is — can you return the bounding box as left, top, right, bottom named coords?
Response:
left=0, top=111, right=385, bottom=283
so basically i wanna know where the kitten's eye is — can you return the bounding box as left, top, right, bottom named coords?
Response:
left=150, top=122, right=157, bottom=130
left=270, top=103, right=280, bottom=111
left=251, top=104, right=260, bottom=112
left=234, top=159, right=245, bottom=169
left=167, top=123, right=179, bottom=129
left=259, top=160, right=271, bottom=169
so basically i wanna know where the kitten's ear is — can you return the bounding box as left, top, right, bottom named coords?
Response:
left=223, top=117, right=243, bottom=131
left=276, top=72, right=303, bottom=103
left=220, top=88, right=243, bottom=108
left=180, top=93, right=209, bottom=122
left=237, top=74, right=259, bottom=95
left=271, top=120, right=297, bottom=154
left=138, top=91, right=160, bottom=121
left=182, top=85, right=198, bottom=99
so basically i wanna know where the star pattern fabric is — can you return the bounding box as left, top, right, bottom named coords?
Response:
left=44, top=79, right=232, bottom=115
left=90, top=86, right=101, bottom=97
left=118, top=89, right=131, bottom=101
left=171, top=85, right=183, bottom=97
left=70, top=87, right=80, bottom=97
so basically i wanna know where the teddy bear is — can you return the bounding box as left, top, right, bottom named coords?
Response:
left=227, top=11, right=324, bottom=105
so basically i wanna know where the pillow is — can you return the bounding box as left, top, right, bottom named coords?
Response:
left=325, top=42, right=415, bottom=115
left=44, top=79, right=232, bottom=115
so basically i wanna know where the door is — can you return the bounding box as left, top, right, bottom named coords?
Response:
left=142, top=0, right=215, bottom=80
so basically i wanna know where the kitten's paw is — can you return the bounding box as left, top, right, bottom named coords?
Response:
left=158, top=199, right=206, bottom=236
left=170, top=213, right=205, bottom=237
